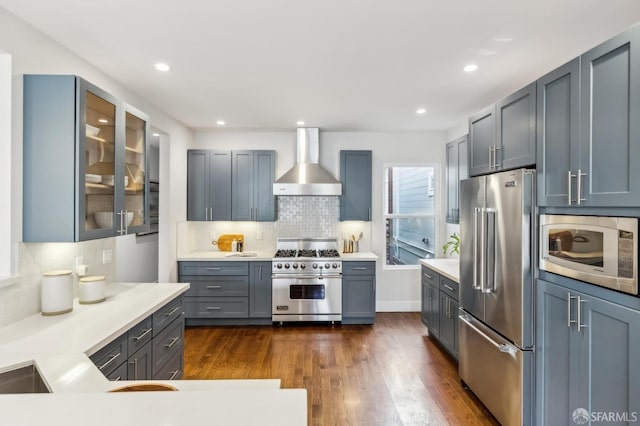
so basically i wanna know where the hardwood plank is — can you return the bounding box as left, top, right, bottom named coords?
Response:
left=183, top=312, right=499, bottom=426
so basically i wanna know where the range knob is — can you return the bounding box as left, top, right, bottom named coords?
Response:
left=324, top=263, right=330, bottom=269
left=276, top=263, right=283, bottom=269
left=292, top=263, right=299, bottom=269
left=284, top=263, right=290, bottom=269
left=300, top=264, right=307, bottom=269
left=332, top=263, right=338, bottom=269
left=312, top=263, right=318, bottom=269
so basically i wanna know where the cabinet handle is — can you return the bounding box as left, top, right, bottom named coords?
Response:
left=577, top=296, right=587, bottom=332
left=205, top=267, right=221, bottom=271
left=205, top=208, right=208, bottom=221
left=206, top=285, right=222, bottom=289
left=98, top=352, right=121, bottom=370
left=577, top=169, right=587, bottom=205
left=117, top=210, right=125, bottom=235
left=133, top=328, right=152, bottom=341
left=368, top=208, right=371, bottom=221
left=444, top=284, right=455, bottom=292
left=124, top=210, right=129, bottom=234
left=493, top=145, right=501, bottom=168
left=129, top=357, right=139, bottom=380
left=169, top=370, right=180, bottom=380
left=424, top=273, right=433, bottom=279
left=567, top=171, right=575, bottom=205
left=488, top=146, right=494, bottom=170
left=567, top=293, right=577, bottom=328
left=259, top=265, right=263, bottom=280
left=165, top=336, right=180, bottom=348
left=446, top=297, right=450, bottom=317
left=113, top=376, right=122, bottom=381
left=164, top=306, right=181, bottom=317
left=206, top=306, right=222, bottom=310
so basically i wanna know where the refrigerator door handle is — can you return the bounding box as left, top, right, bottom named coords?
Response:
left=459, top=314, right=506, bottom=352
left=473, top=207, right=482, bottom=290
left=484, top=209, right=496, bottom=293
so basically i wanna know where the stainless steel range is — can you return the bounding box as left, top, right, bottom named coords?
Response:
left=272, top=237, right=342, bottom=323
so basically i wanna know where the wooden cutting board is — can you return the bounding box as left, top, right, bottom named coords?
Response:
left=217, top=234, right=244, bottom=251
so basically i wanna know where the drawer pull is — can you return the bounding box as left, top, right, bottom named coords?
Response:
left=206, top=306, right=222, bottom=310
left=444, top=284, right=455, bottom=292
left=164, top=306, right=181, bottom=317
left=353, top=267, right=368, bottom=270
left=205, top=267, right=221, bottom=271
left=113, top=376, right=121, bottom=381
left=133, top=328, right=152, bottom=341
left=206, top=285, right=222, bottom=289
left=424, top=273, right=433, bottom=279
left=165, top=336, right=180, bottom=348
left=98, top=352, right=121, bottom=370
left=169, top=370, right=180, bottom=380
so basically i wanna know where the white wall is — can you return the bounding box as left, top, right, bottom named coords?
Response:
left=0, top=53, right=11, bottom=279
left=0, top=7, right=192, bottom=325
left=193, top=129, right=447, bottom=311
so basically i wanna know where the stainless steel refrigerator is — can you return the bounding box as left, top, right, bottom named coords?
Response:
left=458, top=168, right=535, bottom=426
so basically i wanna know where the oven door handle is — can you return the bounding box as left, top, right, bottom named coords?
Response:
left=271, top=274, right=342, bottom=279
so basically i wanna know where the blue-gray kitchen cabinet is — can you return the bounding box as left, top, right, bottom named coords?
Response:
left=468, top=104, right=495, bottom=177
left=23, top=75, right=150, bottom=241
left=420, top=266, right=440, bottom=340
left=186, top=150, right=232, bottom=221
left=249, top=261, right=272, bottom=319
left=445, top=135, right=468, bottom=224
left=127, top=340, right=152, bottom=380
left=340, top=150, right=372, bottom=221
left=342, top=262, right=376, bottom=324
left=536, top=58, right=580, bottom=207
left=536, top=279, right=640, bottom=425
left=232, top=150, right=276, bottom=221
left=438, top=276, right=459, bottom=359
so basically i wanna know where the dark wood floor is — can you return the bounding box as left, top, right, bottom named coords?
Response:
left=183, top=312, right=499, bottom=426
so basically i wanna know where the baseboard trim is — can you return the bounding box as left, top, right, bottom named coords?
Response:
left=376, top=301, right=420, bottom=312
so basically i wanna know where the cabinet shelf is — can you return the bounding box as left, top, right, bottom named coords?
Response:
left=86, top=182, right=143, bottom=195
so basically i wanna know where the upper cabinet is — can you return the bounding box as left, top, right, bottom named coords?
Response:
left=469, top=83, right=536, bottom=177
left=23, top=75, right=149, bottom=242
left=340, top=150, right=372, bottom=221
left=445, top=135, right=468, bottom=224
left=186, top=149, right=275, bottom=222
left=538, top=25, right=640, bottom=207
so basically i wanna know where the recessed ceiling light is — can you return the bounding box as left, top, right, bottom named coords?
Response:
left=152, top=133, right=160, bottom=137
left=98, top=118, right=109, bottom=124
left=296, top=121, right=305, bottom=126
left=216, top=120, right=226, bottom=126
left=492, top=36, right=514, bottom=43
left=464, top=64, right=479, bottom=72
left=154, top=62, right=171, bottom=72
left=416, top=108, right=427, bottom=115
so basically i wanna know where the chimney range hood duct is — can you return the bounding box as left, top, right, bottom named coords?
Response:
left=273, top=128, right=342, bottom=196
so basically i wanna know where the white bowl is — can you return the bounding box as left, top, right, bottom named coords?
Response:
left=86, top=124, right=101, bottom=137
left=94, top=212, right=113, bottom=228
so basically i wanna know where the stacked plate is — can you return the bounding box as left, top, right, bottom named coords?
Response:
left=86, top=174, right=101, bottom=184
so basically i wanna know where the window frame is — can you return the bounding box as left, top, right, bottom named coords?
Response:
left=382, top=162, right=439, bottom=270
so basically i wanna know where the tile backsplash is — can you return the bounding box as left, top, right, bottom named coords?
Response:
left=0, top=238, right=116, bottom=328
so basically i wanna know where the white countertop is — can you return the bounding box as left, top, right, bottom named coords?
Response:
left=419, top=258, right=460, bottom=283
left=0, top=282, right=307, bottom=425
left=178, top=250, right=379, bottom=261
left=341, top=251, right=378, bottom=261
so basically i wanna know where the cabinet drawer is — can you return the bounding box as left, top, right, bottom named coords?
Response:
left=127, top=316, right=153, bottom=357
left=421, top=266, right=439, bottom=287
left=184, top=298, right=249, bottom=318
left=90, top=333, right=128, bottom=377
left=343, top=261, right=375, bottom=275
left=179, top=261, right=248, bottom=276
left=105, top=359, right=128, bottom=381
left=440, top=276, right=459, bottom=300
left=153, top=345, right=183, bottom=381
left=184, top=277, right=249, bottom=297
left=152, top=316, right=185, bottom=376
left=152, top=296, right=183, bottom=337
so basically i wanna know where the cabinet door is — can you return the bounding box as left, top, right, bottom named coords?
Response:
left=249, top=262, right=272, bottom=318
left=536, top=58, right=581, bottom=207
left=253, top=151, right=276, bottom=221
left=342, top=275, right=376, bottom=324
left=439, top=294, right=455, bottom=355
left=128, top=341, right=152, bottom=380
left=451, top=298, right=459, bottom=358
left=231, top=150, right=253, bottom=221
left=579, top=26, right=640, bottom=206
left=496, top=82, right=536, bottom=171
left=186, top=150, right=209, bottom=221
left=536, top=280, right=582, bottom=425
left=580, top=293, right=640, bottom=419
left=428, top=283, right=440, bottom=339
left=340, top=150, right=372, bottom=221
left=468, top=105, right=495, bottom=177
left=210, top=151, right=232, bottom=220
left=445, top=141, right=458, bottom=223
left=421, top=280, right=429, bottom=327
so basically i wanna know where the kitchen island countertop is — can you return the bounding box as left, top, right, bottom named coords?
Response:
left=0, top=282, right=306, bottom=425
left=177, top=250, right=274, bottom=261
left=419, top=258, right=460, bottom=283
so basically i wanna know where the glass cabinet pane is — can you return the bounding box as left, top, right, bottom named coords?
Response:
left=84, top=91, right=116, bottom=231
left=125, top=111, right=146, bottom=229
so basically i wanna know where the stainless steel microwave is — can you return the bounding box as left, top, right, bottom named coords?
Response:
left=540, top=214, right=638, bottom=295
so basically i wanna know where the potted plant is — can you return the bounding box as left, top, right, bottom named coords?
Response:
left=442, top=232, right=460, bottom=256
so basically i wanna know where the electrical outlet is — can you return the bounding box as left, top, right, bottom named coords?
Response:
left=75, top=256, right=84, bottom=268
left=257, top=231, right=263, bottom=240
left=102, top=249, right=112, bottom=264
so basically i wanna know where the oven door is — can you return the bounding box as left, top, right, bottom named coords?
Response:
left=272, top=275, right=342, bottom=321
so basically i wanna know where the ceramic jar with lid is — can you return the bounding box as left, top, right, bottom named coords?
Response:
left=41, top=270, right=74, bottom=316
left=78, top=275, right=106, bottom=304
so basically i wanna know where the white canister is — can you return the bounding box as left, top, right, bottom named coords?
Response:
left=41, top=270, right=73, bottom=316
left=78, top=275, right=106, bottom=304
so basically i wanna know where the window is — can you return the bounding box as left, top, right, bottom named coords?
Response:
left=384, top=165, right=437, bottom=268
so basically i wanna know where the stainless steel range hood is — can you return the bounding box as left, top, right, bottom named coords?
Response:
left=273, top=128, right=342, bottom=196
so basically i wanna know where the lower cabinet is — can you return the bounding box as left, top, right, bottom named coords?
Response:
left=342, top=261, right=376, bottom=324
left=90, top=294, right=185, bottom=381
left=536, top=279, right=640, bottom=425
left=420, top=265, right=459, bottom=360
left=178, top=261, right=272, bottom=325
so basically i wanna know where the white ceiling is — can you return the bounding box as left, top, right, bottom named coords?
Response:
left=2, top=0, right=640, bottom=131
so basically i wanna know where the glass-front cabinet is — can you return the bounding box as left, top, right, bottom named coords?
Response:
left=23, top=75, right=149, bottom=242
